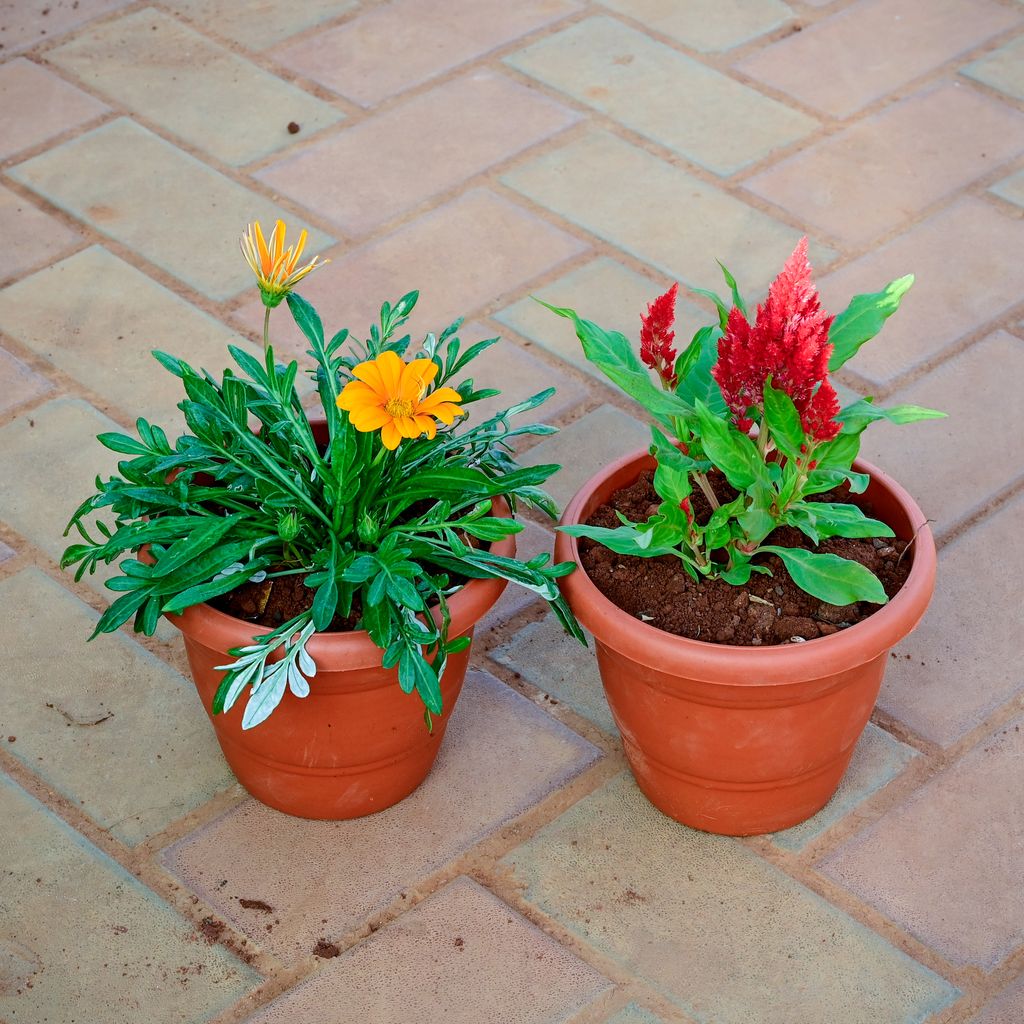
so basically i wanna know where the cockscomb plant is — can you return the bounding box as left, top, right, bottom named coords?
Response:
left=543, top=239, right=944, bottom=607
left=62, top=220, right=582, bottom=729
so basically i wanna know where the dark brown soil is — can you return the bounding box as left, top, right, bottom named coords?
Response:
left=238, top=898, right=274, bottom=913
left=579, top=470, right=910, bottom=646
left=313, top=940, right=340, bottom=959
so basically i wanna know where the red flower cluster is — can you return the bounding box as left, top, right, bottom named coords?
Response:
left=640, top=283, right=679, bottom=389
left=711, top=239, right=841, bottom=443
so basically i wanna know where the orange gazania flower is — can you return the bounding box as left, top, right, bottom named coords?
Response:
left=240, top=219, right=327, bottom=308
left=337, top=351, right=465, bottom=450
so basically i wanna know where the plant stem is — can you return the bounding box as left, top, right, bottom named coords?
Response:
left=262, top=306, right=271, bottom=355
left=693, top=470, right=720, bottom=510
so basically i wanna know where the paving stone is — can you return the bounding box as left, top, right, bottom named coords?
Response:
left=600, top=0, right=792, bottom=52
left=519, top=404, right=651, bottom=510
left=0, top=246, right=248, bottom=425
left=0, top=345, right=53, bottom=414
left=963, top=34, right=1024, bottom=102
left=276, top=0, right=581, bottom=107
left=160, top=669, right=600, bottom=964
left=491, top=615, right=611, bottom=733
left=821, top=715, right=1024, bottom=968
left=0, top=0, right=132, bottom=54
left=503, top=129, right=833, bottom=299
left=233, top=188, right=586, bottom=353
left=506, top=17, right=816, bottom=176
left=8, top=118, right=335, bottom=302
left=817, top=198, right=1024, bottom=386
left=247, top=877, right=610, bottom=1022
left=257, top=70, right=577, bottom=235
left=0, top=568, right=235, bottom=844
left=496, top=257, right=709, bottom=383
left=970, top=977, right=1024, bottom=1024
left=605, top=1005, right=666, bottom=1024
left=874, top=492, right=1024, bottom=747
left=483, top=518, right=557, bottom=624
left=0, top=57, right=108, bottom=159
left=170, top=0, right=357, bottom=50
left=736, top=0, right=1021, bottom=119
left=745, top=82, right=1024, bottom=247
left=0, top=539, right=15, bottom=562
left=503, top=773, right=959, bottom=1024
left=0, top=775, right=258, bottom=1019
left=769, top=724, right=918, bottom=852
left=990, top=167, right=1024, bottom=208
left=47, top=9, right=344, bottom=167
left=0, top=184, right=81, bottom=282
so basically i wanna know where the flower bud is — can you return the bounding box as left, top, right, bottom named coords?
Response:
left=357, top=511, right=380, bottom=545
left=277, top=510, right=301, bottom=543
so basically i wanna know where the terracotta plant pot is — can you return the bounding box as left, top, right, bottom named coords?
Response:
left=555, top=448, right=936, bottom=836
left=169, top=510, right=512, bottom=821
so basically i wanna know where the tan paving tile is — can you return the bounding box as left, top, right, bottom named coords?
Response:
left=170, top=0, right=357, bottom=50
left=0, top=183, right=81, bottom=281
left=821, top=715, right=1024, bottom=968
left=0, top=246, right=249, bottom=426
left=745, top=82, right=1024, bottom=247
left=506, top=17, right=816, bottom=176
left=8, top=118, right=335, bottom=301
left=503, top=129, right=833, bottom=299
left=233, top=188, right=587, bottom=353
left=817, top=198, right=1024, bottom=385
left=963, top=34, right=1024, bottom=102
left=0, top=568, right=236, bottom=844
left=736, top=0, right=1021, bottom=118
left=47, top=9, right=344, bottom=167
left=276, top=0, right=581, bottom=107
left=247, top=877, right=610, bottom=1022
left=0, top=0, right=132, bottom=54
left=0, top=345, right=53, bottom=414
left=0, top=57, right=107, bottom=159
left=160, top=669, right=600, bottom=964
left=257, top=70, right=577, bottom=235
left=874, top=492, right=1024, bottom=747
left=970, top=977, right=1024, bottom=1024
left=990, top=167, right=1024, bottom=208
left=600, top=0, right=792, bottom=52
left=0, top=774, right=258, bottom=1019
left=605, top=1005, right=666, bottom=1024
left=504, top=774, right=959, bottom=1023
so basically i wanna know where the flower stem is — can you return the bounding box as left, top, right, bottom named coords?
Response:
left=262, top=305, right=271, bottom=355
left=693, top=470, right=720, bottom=510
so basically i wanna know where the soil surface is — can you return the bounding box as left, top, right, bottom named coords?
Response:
left=213, top=573, right=361, bottom=632
left=579, top=470, right=911, bottom=646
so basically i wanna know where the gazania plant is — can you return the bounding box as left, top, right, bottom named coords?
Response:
left=544, top=239, right=944, bottom=607
left=63, top=221, right=581, bottom=729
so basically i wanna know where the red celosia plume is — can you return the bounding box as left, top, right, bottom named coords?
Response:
left=711, top=238, right=841, bottom=443
left=640, top=283, right=679, bottom=389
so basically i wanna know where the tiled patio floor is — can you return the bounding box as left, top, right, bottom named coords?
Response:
left=1, top=1, right=1022, bottom=1022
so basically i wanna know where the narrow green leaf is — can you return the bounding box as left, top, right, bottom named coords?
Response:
left=828, top=275, right=914, bottom=371
left=838, top=398, right=946, bottom=436
left=286, top=291, right=324, bottom=347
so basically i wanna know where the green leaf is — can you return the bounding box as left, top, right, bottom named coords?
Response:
left=717, top=260, right=747, bottom=318
left=804, top=468, right=869, bottom=496
left=674, top=325, right=727, bottom=416
left=758, top=546, right=888, bottom=605
left=311, top=572, right=338, bottom=631
left=399, top=649, right=442, bottom=715
left=649, top=428, right=693, bottom=507
left=838, top=398, right=946, bottom=436
left=828, top=275, right=914, bottom=371
left=794, top=501, right=894, bottom=540
left=97, top=432, right=151, bottom=456
left=694, top=399, right=762, bottom=490
left=558, top=522, right=680, bottom=558
left=690, top=286, right=730, bottom=330
left=286, top=291, right=324, bottom=347
left=814, top=431, right=860, bottom=471
left=89, top=589, right=149, bottom=638
left=762, top=381, right=805, bottom=461
left=147, top=515, right=243, bottom=579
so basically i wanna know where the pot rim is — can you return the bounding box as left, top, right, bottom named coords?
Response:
left=554, top=448, right=936, bottom=685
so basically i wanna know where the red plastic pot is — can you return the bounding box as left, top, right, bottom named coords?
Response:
left=555, top=448, right=936, bottom=836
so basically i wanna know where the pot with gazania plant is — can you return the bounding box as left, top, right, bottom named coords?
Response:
left=62, top=220, right=582, bottom=820
left=544, top=240, right=943, bottom=836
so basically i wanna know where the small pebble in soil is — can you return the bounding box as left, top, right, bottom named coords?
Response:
left=287, top=121, right=301, bottom=134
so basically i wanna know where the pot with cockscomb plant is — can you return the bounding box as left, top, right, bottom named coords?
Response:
left=543, top=239, right=943, bottom=836
left=61, top=219, right=582, bottom=820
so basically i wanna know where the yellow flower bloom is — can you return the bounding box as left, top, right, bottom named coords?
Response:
left=240, top=219, right=327, bottom=308
left=337, top=351, right=465, bottom=450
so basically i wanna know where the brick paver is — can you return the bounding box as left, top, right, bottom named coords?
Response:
left=0, top=184, right=81, bottom=282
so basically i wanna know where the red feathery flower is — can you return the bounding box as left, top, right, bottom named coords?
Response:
left=640, top=283, right=679, bottom=389
left=711, top=239, right=841, bottom=443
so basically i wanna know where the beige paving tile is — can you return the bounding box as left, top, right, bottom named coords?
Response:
left=276, top=0, right=581, bottom=107
left=8, top=118, right=335, bottom=301
left=506, top=17, right=816, bottom=176
left=160, top=669, right=600, bottom=964
left=821, top=716, right=1024, bottom=968
left=0, top=57, right=107, bottom=158
left=0, top=346, right=53, bottom=414
left=605, top=1005, right=666, bottom=1024
left=0, top=774, right=258, bottom=1018
left=745, top=82, right=1024, bottom=247
left=736, top=0, right=1021, bottom=118
left=817, top=198, right=1024, bottom=386
left=0, top=0, right=132, bottom=54
left=0, top=184, right=81, bottom=281
left=257, top=70, right=577, bottom=235
left=503, top=129, right=833, bottom=299
left=970, top=977, right=1024, bottom=1024
left=990, top=167, right=1024, bottom=208
left=504, top=774, right=959, bottom=1023
left=47, top=9, right=344, bottom=166
left=233, top=188, right=587, bottom=353
left=0, top=568, right=236, bottom=844
left=0, top=246, right=248, bottom=426
left=600, top=0, right=793, bottom=52
left=170, top=0, right=357, bottom=50
left=963, top=34, right=1024, bottom=102
left=874, top=492, right=1024, bottom=747
left=248, top=877, right=611, bottom=1022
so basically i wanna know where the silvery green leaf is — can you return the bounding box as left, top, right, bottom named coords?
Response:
left=241, top=663, right=288, bottom=730
left=221, top=660, right=262, bottom=714
left=287, top=660, right=310, bottom=698
left=248, top=570, right=268, bottom=583
left=297, top=645, right=317, bottom=677
left=213, top=561, right=245, bottom=581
